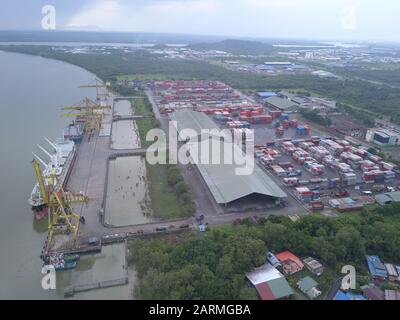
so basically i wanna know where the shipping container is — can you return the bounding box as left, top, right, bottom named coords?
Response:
left=279, top=114, right=289, bottom=122
left=289, top=119, right=298, bottom=128
left=269, top=110, right=282, bottom=120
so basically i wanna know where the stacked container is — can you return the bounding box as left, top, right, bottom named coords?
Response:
left=297, top=126, right=307, bottom=136
left=283, top=120, right=290, bottom=129
left=279, top=113, right=289, bottom=122
left=360, top=160, right=375, bottom=172
left=304, top=161, right=325, bottom=176
left=320, top=139, right=344, bottom=156
left=276, top=126, right=285, bottom=136
left=269, top=110, right=282, bottom=120
left=248, top=115, right=273, bottom=124
left=342, top=172, right=357, bottom=186
left=271, top=165, right=286, bottom=177
left=282, top=141, right=296, bottom=155
left=283, top=177, right=299, bottom=186
left=289, top=119, right=298, bottom=128
left=384, top=171, right=396, bottom=182
left=295, top=187, right=314, bottom=203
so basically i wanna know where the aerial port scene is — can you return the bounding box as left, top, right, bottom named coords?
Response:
left=2, top=0, right=400, bottom=310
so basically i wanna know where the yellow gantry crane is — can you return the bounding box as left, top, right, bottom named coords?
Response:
left=32, top=159, right=88, bottom=246
left=79, top=79, right=111, bottom=101
left=62, top=97, right=111, bottom=134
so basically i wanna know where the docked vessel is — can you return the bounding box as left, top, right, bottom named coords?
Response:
left=63, top=123, right=84, bottom=144
left=29, top=123, right=83, bottom=220
left=42, top=252, right=80, bottom=271
left=44, top=253, right=80, bottom=264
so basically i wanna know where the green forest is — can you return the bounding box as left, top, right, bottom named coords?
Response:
left=2, top=45, right=400, bottom=124
left=299, top=109, right=332, bottom=127
left=129, top=203, right=400, bottom=300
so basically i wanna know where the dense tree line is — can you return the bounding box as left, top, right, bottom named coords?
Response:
left=166, top=164, right=195, bottom=215
left=130, top=203, right=400, bottom=299
left=2, top=45, right=400, bottom=124
left=299, top=109, right=332, bottom=127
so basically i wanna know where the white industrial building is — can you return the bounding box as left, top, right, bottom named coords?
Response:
left=366, top=129, right=400, bottom=146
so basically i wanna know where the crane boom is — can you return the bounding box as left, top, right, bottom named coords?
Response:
left=37, top=145, right=52, bottom=158
left=32, top=159, right=49, bottom=204
left=32, top=152, right=47, bottom=167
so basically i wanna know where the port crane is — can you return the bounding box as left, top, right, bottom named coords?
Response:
left=332, top=168, right=349, bottom=198
left=32, top=159, right=88, bottom=247
left=62, top=97, right=111, bottom=134
left=79, top=79, right=111, bottom=101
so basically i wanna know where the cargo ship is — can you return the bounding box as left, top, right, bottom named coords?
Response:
left=28, top=123, right=83, bottom=220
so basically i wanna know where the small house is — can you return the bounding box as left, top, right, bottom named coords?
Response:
left=297, top=276, right=321, bottom=299
left=362, top=284, right=385, bottom=301
left=385, top=263, right=399, bottom=282
left=276, top=251, right=304, bottom=275
left=385, top=290, right=400, bottom=300
left=303, top=257, right=324, bottom=276
left=246, top=263, right=294, bottom=300
left=366, top=255, right=387, bottom=281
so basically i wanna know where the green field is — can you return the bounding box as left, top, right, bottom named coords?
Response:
left=146, top=163, right=194, bottom=220
left=128, top=96, right=194, bottom=220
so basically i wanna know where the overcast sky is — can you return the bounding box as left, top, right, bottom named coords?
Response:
left=1, top=0, right=400, bottom=42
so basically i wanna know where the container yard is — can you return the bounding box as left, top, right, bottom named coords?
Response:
left=148, top=80, right=400, bottom=215
left=255, top=135, right=400, bottom=211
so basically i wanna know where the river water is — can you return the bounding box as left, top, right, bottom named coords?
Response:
left=0, top=50, right=134, bottom=299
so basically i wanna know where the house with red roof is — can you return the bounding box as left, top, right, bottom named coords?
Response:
left=276, top=251, right=304, bottom=275
left=246, top=263, right=294, bottom=300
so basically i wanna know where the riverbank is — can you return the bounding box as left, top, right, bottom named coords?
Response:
left=0, top=50, right=97, bottom=299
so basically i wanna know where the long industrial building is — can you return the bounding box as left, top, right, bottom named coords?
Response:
left=170, top=110, right=287, bottom=207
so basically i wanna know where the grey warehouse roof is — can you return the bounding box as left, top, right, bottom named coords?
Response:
left=265, top=96, right=299, bottom=110
left=375, top=191, right=400, bottom=205
left=170, top=110, right=287, bottom=204
left=194, top=153, right=287, bottom=204
left=170, top=109, right=220, bottom=140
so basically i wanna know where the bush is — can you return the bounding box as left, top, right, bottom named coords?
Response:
left=174, top=181, right=189, bottom=194
left=181, top=192, right=192, bottom=204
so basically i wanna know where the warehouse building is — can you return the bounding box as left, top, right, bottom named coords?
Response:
left=170, top=110, right=288, bottom=208
left=375, top=191, right=400, bottom=206
left=257, top=92, right=277, bottom=100
left=265, top=96, right=299, bottom=112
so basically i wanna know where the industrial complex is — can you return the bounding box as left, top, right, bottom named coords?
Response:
left=29, top=78, right=400, bottom=298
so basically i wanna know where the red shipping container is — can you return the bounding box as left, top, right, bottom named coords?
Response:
left=269, top=110, right=282, bottom=120
left=283, top=120, right=290, bottom=129
left=289, top=119, right=298, bottom=128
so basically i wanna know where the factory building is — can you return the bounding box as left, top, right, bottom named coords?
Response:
left=366, top=129, right=400, bottom=146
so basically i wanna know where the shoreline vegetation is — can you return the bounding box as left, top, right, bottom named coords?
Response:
left=129, top=203, right=400, bottom=300
left=1, top=44, right=400, bottom=125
